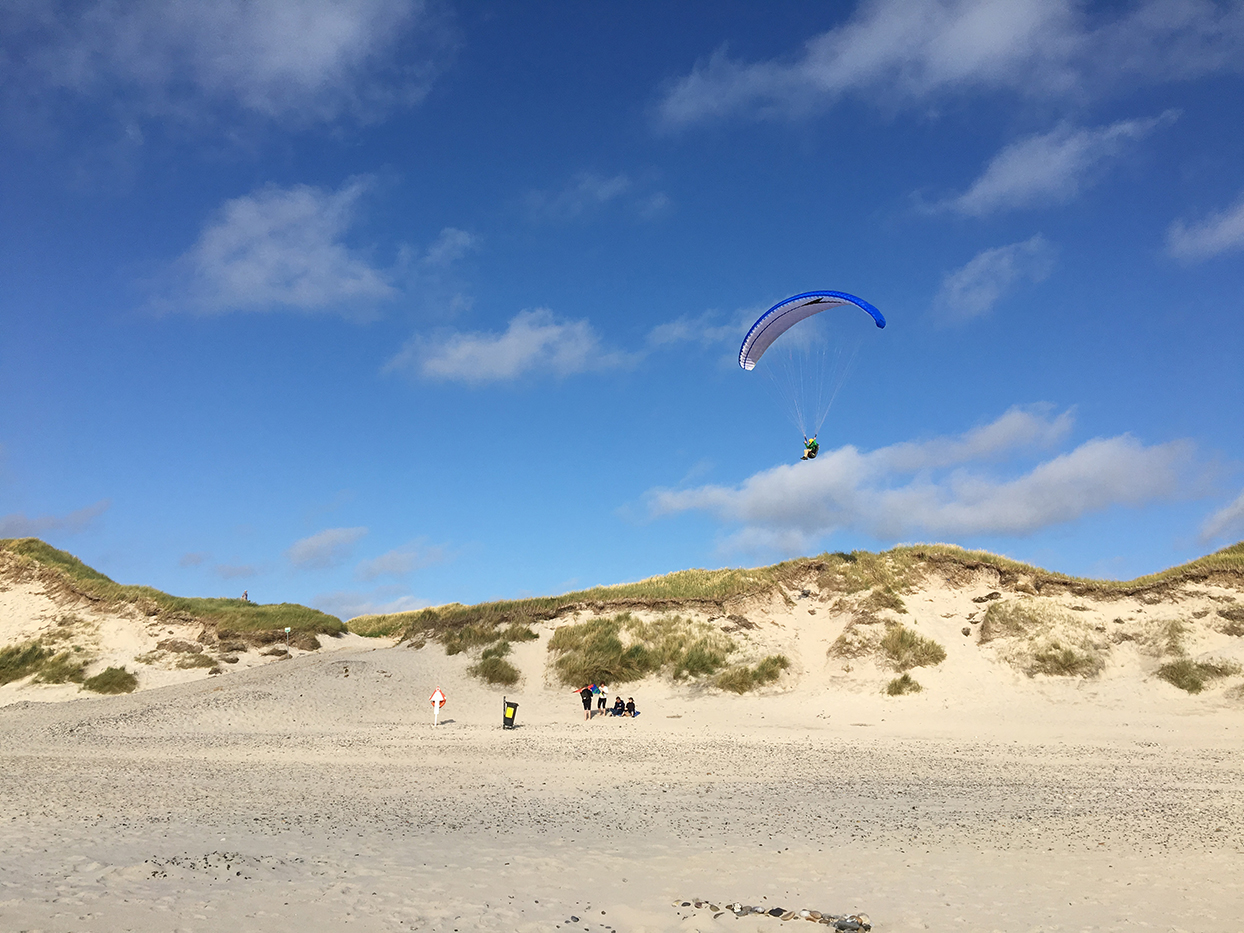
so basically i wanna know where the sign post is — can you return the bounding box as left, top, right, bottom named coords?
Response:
left=430, top=687, right=446, bottom=727
left=284, top=626, right=291, bottom=648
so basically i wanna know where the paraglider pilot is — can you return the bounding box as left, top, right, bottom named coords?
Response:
left=801, top=435, right=819, bottom=461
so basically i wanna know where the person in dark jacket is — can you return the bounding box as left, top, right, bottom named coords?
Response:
left=579, top=685, right=594, bottom=720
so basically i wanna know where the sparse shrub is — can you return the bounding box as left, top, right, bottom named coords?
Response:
left=32, top=653, right=87, bottom=684
left=0, top=642, right=51, bottom=685
left=177, top=653, right=218, bottom=669
left=1156, top=658, right=1240, bottom=694
left=444, top=622, right=504, bottom=656
left=714, top=656, right=790, bottom=694
left=1151, top=619, right=1188, bottom=657
left=879, top=624, right=946, bottom=671
left=501, top=623, right=539, bottom=642
left=1027, top=642, right=1103, bottom=678
left=979, top=601, right=1045, bottom=643
left=818, top=550, right=917, bottom=597
left=480, top=641, right=511, bottom=659
left=1216, top=608, right=1244, bottom=637
left=885, top=673, right=922, bottom=695
left=83, top=666, right=138, bottom=694
left=863, top=587, right=907, bottom=614
left=829, top=618, right=882, bottom=659
left=548, top=613, right=733, bottom=686
left=469, top=655, right=521, bottom=686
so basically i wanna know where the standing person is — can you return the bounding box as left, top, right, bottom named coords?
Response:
left=579, top=684, right=593, bottom=720
left=597, top=683, right=608, bottom=714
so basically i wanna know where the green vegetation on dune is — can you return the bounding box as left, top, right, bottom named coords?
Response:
left=0, top=642, right=51, bottom=685
left=1156, top=658, right=1241, bottom=694
left=82, top=666, right=138, bottom=694
left=715, top=655, right=791, bottom=693
left=0, top=538, right=344, bottom=635
left=352, top=542, right=1244, bottom=647
left=885, top=672, right=923, bottom=696
left=547, top=613, right=734, bottom=687
left=879, top=624, right=947, bottom=671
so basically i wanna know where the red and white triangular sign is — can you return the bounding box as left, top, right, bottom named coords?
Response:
left=430, top=688, right=446, bottom=708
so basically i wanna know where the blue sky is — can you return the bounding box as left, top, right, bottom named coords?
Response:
left=2, top=1, right=1243, bottom=618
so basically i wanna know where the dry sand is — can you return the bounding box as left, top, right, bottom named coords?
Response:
left=3, top=631, right=1243, bottom=933
left=4, top=560, right=1244, bottom=931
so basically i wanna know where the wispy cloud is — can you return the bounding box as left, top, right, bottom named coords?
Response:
left=1201, top=489, right=1244, bottom=543
left=2, top=0, right=447, bottom=126
left=0, top=500, right=110, bottom=538
left=178, top=551, right=209, bottom=567
left=287, top=527, right=369, bottom=570
left=937, top=115, right=1176, bottom=216
left=1167, top=191, right=1244, bottom=261
left=935, top=234, right=1055, bottom=321
left=355, top=541, right=446, bottom=581
left=648, top=406, right=1198, bottom=556
left=313, top=586, right=429, bottom=621
left=525, top=172, right=668, bottom=221
left=163, top=179, right=395, bottom=316
left=657, top=0, right=1244, bottom=126
left=389, top=308, right=636, bottom=385
left=419, top=227, right=478, bottom=267
left=646, top=309, right=750, bottom=348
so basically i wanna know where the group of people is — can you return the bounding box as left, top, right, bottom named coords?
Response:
left=577, top=683, right=639, bottom=720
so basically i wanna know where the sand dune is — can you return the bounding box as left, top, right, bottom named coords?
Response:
left=3, top=545, right=1244, bottom=930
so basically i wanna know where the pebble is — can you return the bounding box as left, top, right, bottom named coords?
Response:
left=693, top=900, right=870, bottom=929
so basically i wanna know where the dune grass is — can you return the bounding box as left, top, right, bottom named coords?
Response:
left=0, top=642, right=51, bottom=685
left=31, top=652, right=87, bottom=684
left=715, top=655, right=790, bottom=694
left=343, top=541, right=1244, bottom=649
left=879, top=624, right=946, bottom=671
left=1027, top=642, right=1104, bottom=678
left=978, top=600, right=1049, bottom=643
left=82, top=666, right=138, bottom=694
left=468, top=642, right=521, bottom=686
left=547, top=613, right=734, bottom=687
left=885, top=672, right=923, bottom=695
left=0, top=538, right=343, bottom=634
left=1156, top=658, right=1241, bottom=694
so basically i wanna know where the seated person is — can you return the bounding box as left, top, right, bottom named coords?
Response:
left=611, top=696, right=626, bottom=716
left=801, top=435, right=819, bottom=461
left=625, top=697, right=639, bottom=718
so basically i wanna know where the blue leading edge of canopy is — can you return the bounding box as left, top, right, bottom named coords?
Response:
left=738, top=290, right=885, bottom=370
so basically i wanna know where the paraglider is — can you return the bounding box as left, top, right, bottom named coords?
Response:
left=739, top=291, right=884, bottom=461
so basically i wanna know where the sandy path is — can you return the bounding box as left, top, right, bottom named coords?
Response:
left=2, top=644, right=1242, bottom=932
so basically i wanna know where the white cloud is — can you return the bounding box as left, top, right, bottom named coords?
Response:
left=390, top=308, right=635, bottom=384
left=420, top=227, right=478, bottom=267
left=3, top=0, right=445, bottom=124
left=524, top=172, right=668, bottom=222
left=1167, top=191, right=1244, bottom=260
left=170, top=179, right=395, bottom=315
left=939, top=115, right=1176, bottom=216
left=355, top=542, right=446, bottom=580
left=313, top=587, right=429, bottom=621
left=0, top=500, right=110, bottom=538
left=657, top=0, right=1244, bottom=126
left=649, top=407, right=1197, bottom=554
left=646, top=310, right=749, bottom=348
left=287, top=527, right=368, bottom=570
left=1201, top=489, right=1244, bottom=542
left=935, top=234, right=1055, bottom=320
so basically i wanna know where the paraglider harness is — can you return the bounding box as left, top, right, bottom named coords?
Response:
left=801, top=436, right=819, bottom=461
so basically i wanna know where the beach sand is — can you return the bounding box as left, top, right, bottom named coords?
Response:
left=3, top=635, right=1242, bottom=933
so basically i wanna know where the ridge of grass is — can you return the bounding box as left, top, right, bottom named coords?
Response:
left=352, top=542, right=1244, bottom=646
left=1, top=538, right=344, bottom=635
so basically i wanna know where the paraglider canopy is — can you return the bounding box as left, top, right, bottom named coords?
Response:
left=739, top=290, right=884, bottom=371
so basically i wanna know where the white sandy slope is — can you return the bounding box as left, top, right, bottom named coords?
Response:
left=2, top=584, right=1244, bottom=931
left=2, top=565, right=1243, bottom=931
left=0, top=576, right=384, bottom=702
